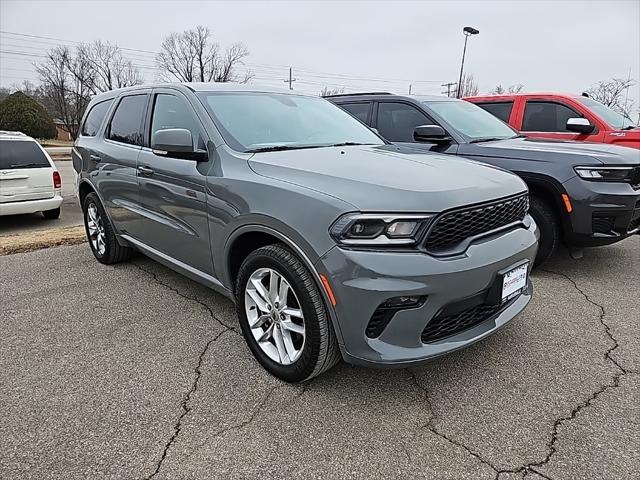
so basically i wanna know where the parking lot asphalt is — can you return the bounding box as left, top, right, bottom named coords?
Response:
left=0, top=161, right=82, bottom=237
left=1, top=237, right=638, bottom=479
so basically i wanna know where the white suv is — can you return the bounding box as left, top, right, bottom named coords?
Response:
left=0, top=131, right=63, bottom=218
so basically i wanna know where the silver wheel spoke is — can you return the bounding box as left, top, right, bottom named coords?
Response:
left=247, top=289, right=269, bottom=313
left=278, top=278, right=289, bottom=306
left=272, top=326, right=287, bottom=363
left=250, top=278, right=270, bottom=305
left=269, top=271, right=279, bottom=302
left=280, top=328, right=297, bottom=360
left=281, top=319, right=304, bottom=335
left=250, top=314, right=270, bottom=329
left=258, top=323, right=274, bottom=343
left=282, top=307, right=303, bottom=319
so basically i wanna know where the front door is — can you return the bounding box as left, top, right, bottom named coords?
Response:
left=134, top=89, right=213, bottom=275
left=519, top=100, right=603, bottom=143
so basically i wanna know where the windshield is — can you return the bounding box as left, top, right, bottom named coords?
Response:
left=425, top=100, right=518, bottom=141
left=576, top=96, right=635, bottom=130
left=198, top=92, right=383, bottom=152
left=0, top=140, right=50, bottom=169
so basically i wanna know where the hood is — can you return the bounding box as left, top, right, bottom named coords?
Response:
left=248, top=145, right=526, bottom=212
left=466, top=137, right=640, bottom=166
left=605, top=129, right=640, bottom=150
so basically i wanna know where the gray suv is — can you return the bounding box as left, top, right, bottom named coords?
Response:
left=73, top=84, right=538, bottom=382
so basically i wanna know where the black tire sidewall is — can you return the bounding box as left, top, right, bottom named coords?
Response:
left=530, top=196, right=559, bottom=266
left=236, top=246, right=325, bottom=383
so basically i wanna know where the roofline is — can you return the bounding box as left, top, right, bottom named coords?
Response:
left=323, top=92, right=392, bottom=98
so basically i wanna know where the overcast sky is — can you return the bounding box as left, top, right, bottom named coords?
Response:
left=1, top=0, right=639, bottom=113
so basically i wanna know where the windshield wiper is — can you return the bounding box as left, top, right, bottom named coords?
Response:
left=245, top=145, right=323, bottom=153
left=621, top=125, right=638, bottom=130
left=469, top=137, right=505, bottom=144
left=329, top=142, right=371, bottom=147
left=8, top=162, right=46, bottom=168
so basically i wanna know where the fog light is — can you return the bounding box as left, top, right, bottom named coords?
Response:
left=380, top=296, right=425, bottom=309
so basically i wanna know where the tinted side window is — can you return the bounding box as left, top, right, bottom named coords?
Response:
left=108, top=95, right=147, bottom=146
left=81, top=99, right=113, bottom=136
left=377, top=102, right=432, bottom=142
left=150, top=94, right=205, bottom=149
left=522, top=101, right=581, bottom=132
left=477, top=102, right=513, bottom=123
left=340, top=102, right=371, bottom=124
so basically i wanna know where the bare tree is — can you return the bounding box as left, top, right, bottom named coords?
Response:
left=76, top=41, right=142, bottom=94
left=156, top=25, right=250, bottom=83
left=585, top=78, right=636, bottom=118
left=36, top=46, right=91, bottom=139
left=489, top=83, right=524, bottom=95
left=458, top=73, right=479, bottom=97
left=320, top=86, right=345, bottom=97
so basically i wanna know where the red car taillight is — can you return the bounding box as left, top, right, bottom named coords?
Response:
left=53, top=171, right=61, bottom=189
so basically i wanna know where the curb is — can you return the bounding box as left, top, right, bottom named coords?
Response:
left=0, top=226, right=87, bottom=255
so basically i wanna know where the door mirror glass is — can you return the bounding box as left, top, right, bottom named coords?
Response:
left=152, top=128, right=195, bottom=154
left=413, top=125, right=450, bottom=143
left=566, top=117, right=595, bottom=134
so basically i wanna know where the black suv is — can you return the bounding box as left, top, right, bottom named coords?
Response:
left=328, top=93, right=640, bottom=265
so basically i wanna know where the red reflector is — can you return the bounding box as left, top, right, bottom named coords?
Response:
left=53, top=171, right=61, bottom=189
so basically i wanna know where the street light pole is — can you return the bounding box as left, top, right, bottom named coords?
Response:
left=456, top=26, right=479, bottom=98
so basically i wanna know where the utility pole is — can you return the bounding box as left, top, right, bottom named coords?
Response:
left=284, top=67, right=296, bottom=90
left=441, top=82, right=457, bottom=97
left=408, top=84, right=412, bottom=95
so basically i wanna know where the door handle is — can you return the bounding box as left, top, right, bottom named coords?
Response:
left=90, top=154, right=102, bottom=162
left=137, top=166, right=154, bottom=176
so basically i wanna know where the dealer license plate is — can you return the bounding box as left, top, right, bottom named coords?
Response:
left=501, top=263, right=528, bottom=303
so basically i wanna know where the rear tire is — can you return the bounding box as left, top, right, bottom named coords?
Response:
left=529, top=196, right=560, bottom=267
left=43, top=207, right=60, bottom=219
left=235, top=244, right=341, bottom=383
left=82, top=192, right=132, bottom=264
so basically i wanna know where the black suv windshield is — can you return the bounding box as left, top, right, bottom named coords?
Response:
left=199, top=92, right=383, bottom=152
left=576, top=96, right=636, bottom=130
left=425, top=100, right=518, bottom=141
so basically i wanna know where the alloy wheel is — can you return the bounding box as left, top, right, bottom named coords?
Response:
left=86, top=203, right=106, bottom=256
left=244, top=267, right=306, bottom=365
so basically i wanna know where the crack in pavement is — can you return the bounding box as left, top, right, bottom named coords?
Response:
left=130, top=262, right=240, bottom=335
left=146, top=328, right=229, bottom=479
left=405, top=267, right=630, bottom=480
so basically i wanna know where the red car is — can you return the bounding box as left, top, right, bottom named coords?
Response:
left=466, top=93, right=640, bottom=149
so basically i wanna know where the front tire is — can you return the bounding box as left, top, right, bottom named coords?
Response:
left=530, top=196, right=560, bottom=267
left=235, top=244, right=341, bottom=383
left=82, top=192, right=132, bottom=264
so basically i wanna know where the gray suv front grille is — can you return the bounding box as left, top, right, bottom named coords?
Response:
left=424, top=194, right=529, bottom=253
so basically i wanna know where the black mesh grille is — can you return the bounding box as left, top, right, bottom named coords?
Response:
left=425, top=194, right=529, bottom=252
left=421, top=301, right=512, bottom=343
left=631, top=167, right=640, bottom=189
left=592, top=215, right=615, bottom=234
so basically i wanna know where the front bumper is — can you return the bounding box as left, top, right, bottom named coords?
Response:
left=0, top=195, right=63, bottom=216
left=561, top=176, right=640, bottom=247
left=316, top=218, right=539, bottom=367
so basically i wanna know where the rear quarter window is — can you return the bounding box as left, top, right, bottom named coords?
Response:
left=476, top=102, right=513, bottom=123
left=0, top=140, right=50, bottom=169
left=81, top=99, right=113, bottom=137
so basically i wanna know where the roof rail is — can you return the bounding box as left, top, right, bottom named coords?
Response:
left=0, top=130, right=27, bottom=136
left=323, top=92, right=392, bottom=98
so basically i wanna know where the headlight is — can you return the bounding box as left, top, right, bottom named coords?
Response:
left=574, top=166, right=635, bottom=182
left=330, top=213, right=434, bottom=246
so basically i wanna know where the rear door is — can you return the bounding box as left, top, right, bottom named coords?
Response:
left=133, top=88, right=213, bottom=275
left=96, top=92, right=150, bottom=233
left=0, top=139, right=54, bottom=205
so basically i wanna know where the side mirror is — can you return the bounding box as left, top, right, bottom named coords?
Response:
left=566, top=118, right=595, bottom=134
left=413, top=125, right=451, bottom=143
